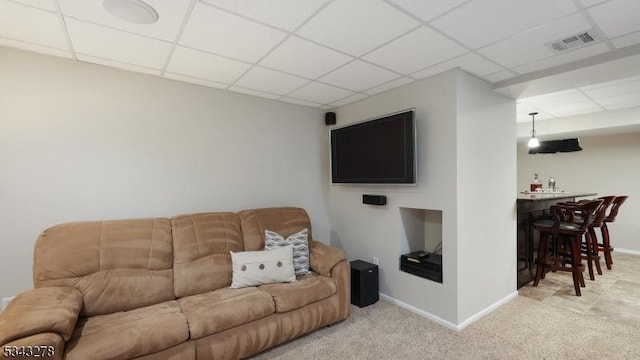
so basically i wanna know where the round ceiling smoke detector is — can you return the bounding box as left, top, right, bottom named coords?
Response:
left=103, top=0, right=159, bottom=24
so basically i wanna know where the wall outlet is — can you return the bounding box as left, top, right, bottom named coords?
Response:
left=372, top=257, right=379, bottom=265
left=1, top=297, right=14, bottom=312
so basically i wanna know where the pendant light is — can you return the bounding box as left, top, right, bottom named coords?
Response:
left=527, top=112, right=540, bottom=148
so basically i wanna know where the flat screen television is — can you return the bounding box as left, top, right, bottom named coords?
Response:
left=331, top=110, right=416, bottom=184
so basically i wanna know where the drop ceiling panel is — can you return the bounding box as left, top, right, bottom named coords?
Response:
left=234, top=66, right=309, bottom=95
left=320, top=60, right=400, bottom=92
left=287, top=82, right=354, bottom=104
left=579, top=0, right=608, bottom=7
left=513, top=42, right=610, bottom=75
left=180, top=2, right=287, bottom=62
left=259, top=36, right=353, bottom=79
left=201, top=0, right=330, bottom=31
left=164, top=72, right=228, bottom=89
left=516, top=102, right=548, bottom=123
left=516, top=106, right=555, bottom=122
left=478, top=13, right=593, bottom=68
left=76, top=54, right=162, bottom=76
left=0, top=37, right=71, bottom=58
left=431, top=0, right=578, bottom=49
left=386, top=0, right=469, bottom=22
left=363, top=26, right=467, bottom=74
left=483, top=70, right=518, bottom=83
left=580, top=75, right=640, bottom=99
left=410, top=52, right=503, bottom=79
left=228, top=86, right=281, bottom=100
left=296, top=0, right=419, bottom=56
left=279, top=97, right=323, bottom=107
left=9, top=0, right=55, bottom=11
left=544, top=100, right=603, bottom=117
left=330, top=93, right=368, bottom=107
left=594, top=92, right=640, bottom=109
left=66, top=19, right=172, bottom=69
left=58, top=0, right=191, bottom=42
left=520, top=89, right=592, bottom=108
left=364, top=77, right=415, bottom=95
left=611, top=32, right=640, bottom=49
left=166, top=46, right=251, bottom=85
left=0, top=1, right=68, bottom=50
left=589, top=0, right=640, bottom=38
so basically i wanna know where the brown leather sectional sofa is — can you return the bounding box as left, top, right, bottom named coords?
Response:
left=0, top=207, right=350, bottom=359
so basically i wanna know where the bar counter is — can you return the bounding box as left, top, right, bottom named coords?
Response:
left=517, top=192, right=597, bottom=288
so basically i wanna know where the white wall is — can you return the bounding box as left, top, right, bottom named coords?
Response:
left=0, top=47, right=330, bottom=299
left=518, top=132, right=640, bottom=252
left=330, top=69, right=516, bottom=326
left=331, top=71, right=459, bottom=323
left=456, top=72, right=516, bottom=323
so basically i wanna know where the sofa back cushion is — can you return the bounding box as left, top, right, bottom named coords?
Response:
left=238, top=207, right=312, bottom=251
left=33, top=219, right=175, bottom=317
left=171, top=213, right=243, bottom=298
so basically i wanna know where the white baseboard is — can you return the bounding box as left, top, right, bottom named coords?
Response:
left=379, top=293, right=459, bottom=331
left=456, top=290, right=519, bottom=330
left=615, top=248, right=640, bottom=255
left=379, top=290, right=519, bottom=332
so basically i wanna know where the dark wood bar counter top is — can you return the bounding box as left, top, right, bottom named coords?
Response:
left=517, top=192, right=597, bottom=288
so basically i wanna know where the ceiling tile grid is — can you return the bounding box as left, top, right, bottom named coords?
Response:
left=1, top=0, right=640, bottom=119
left=0, top=0, right=68, bottom=51
left=319, top=60, right=400, bottom=92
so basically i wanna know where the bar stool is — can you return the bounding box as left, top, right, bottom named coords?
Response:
left=556, top=196, right=615, bottom=280
left=533, top=199, right=603, bottom=296
left=582, top=196, right=616, bottom=278
left=600, top=196, right=629, bottom=269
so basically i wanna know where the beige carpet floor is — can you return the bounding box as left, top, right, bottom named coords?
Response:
left=250, top=252, right=640, bottom=359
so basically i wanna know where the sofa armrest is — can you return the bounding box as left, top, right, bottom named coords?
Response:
left=0, top=287, right=83, bottom=346
left=309, top=240, right=347, bottom=277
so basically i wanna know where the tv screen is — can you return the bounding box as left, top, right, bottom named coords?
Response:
left=331, top=110, right=415, bottom=184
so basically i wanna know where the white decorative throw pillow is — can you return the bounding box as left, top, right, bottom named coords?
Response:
left=230, top=245, right=296, bottom=289
left=264, top=228, right=310, bottom=276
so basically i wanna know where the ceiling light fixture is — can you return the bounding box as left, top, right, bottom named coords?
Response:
left=103, top=0, right=159, bottom=24
left=527, top=112, right=540, bottom=148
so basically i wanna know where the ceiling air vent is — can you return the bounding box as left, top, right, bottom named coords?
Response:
left=546, top=30, right=600, bottom=53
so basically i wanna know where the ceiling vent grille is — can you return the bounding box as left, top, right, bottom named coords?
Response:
left=546, top=30, right=600, bottom=53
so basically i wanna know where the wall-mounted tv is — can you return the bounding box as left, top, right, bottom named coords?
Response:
left=331, top=110, right=416, bottom=184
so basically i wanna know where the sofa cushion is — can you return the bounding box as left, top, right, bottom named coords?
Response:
left=34, top=219, right=175, bottom=316
left=171, top=213, right=243, bottom=298
left=238, top=207, right=312, bottom=251
left=230, top=246, right=296, bottom=288
left=178, top=287, right=275, bottom=340
left=265, top=228, right=311, bottom=276
left=259, top=274, right=337, bottom=313
left=64, top=300, right=188, bottom=360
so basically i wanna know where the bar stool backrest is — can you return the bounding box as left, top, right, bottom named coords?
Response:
left=604, top=196, right=628, bottom=223
left=549, top=199, right=603, bottom=234
left=592, top=196, right=616, bottom=227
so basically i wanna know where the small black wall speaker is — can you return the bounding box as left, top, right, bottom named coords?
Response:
left=325, top=111, right=336, bottom=125
left=363, top=194, right=387, bottom=206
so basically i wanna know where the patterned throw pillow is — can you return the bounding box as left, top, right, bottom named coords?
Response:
left=264, top=228, right=310, bottom=276
left=230, top=245, right=296, bottom=288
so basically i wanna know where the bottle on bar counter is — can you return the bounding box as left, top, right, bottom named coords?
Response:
left=530, top=173, right=543, bottom=192
left=548, top=176, right=556, bottom=192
